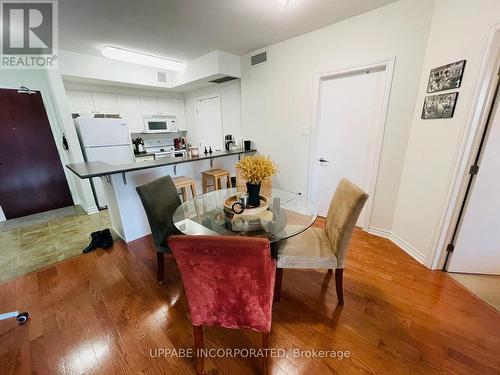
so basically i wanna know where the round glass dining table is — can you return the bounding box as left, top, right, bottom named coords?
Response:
left=173, top=188, right=318, bottom=254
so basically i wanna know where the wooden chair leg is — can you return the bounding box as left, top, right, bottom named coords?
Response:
left=181, top=187, right=188, bottom=202
left=335, top=268, right=344, bottom=305
left=193, top=325, right=204, bottom=375
left=262, top=332, right=270, bottom=375
left=157, top=252, right=165, bottom=284
left=274, top=268, right=283, bottom=304
left=202, top=174, right=208, bottom=193
left=227, top=174, right=232, bottom=188
left=190, top=182, right=197, bottom=198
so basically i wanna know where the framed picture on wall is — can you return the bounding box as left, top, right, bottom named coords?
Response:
left=426, top=60, right=466, bottom=93
left=422, top=92, right=459, bottom=119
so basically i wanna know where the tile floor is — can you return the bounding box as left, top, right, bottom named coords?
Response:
left=0, top=206, right=111, bottom=283
left=449, top=272, right=500, bottom=311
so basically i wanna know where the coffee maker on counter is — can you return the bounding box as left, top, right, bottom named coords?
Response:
left=132, top=137, right=146, bottom=154
left=225, top=134, right=235, bottom=151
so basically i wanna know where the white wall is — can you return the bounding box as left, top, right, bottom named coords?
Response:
left=240, top=0, right=435, bottom=232
left=62, top=81, right=184, bottom=99
left=59, top=49, right=241, bottom=92
left=172, top=50, right=242, bottom=91
left=184, top=80, right=242, bottom=149
left=45, top=70, right=97, bottom=212
left=58, top=50, right=174, bottom=90
left=392, top=0, right=500, bottom=266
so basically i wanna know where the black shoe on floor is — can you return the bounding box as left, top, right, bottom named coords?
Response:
left=83, top=231, right=101, bottom=253
left=100, top=229, right=114, bottom=249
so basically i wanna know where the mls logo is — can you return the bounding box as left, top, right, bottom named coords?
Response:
left=1, top=0, right=58, bottom=68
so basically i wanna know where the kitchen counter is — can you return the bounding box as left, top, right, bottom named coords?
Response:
left=66, top=148, right=256, bottom=243
left=66, top=149, right=256, bottom=179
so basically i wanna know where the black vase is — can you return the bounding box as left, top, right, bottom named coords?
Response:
left=246, top=182, right=261, bottom=207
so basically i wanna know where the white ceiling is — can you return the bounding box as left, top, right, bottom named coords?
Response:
left=59, top=0, right=399, bottom=62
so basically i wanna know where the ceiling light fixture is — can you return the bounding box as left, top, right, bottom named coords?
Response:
left=277, top=0, right=297, bottom=5
left=101, top=46, right=185, bottom=71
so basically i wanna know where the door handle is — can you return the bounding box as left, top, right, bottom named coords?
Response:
left=318, top=158, right=329, bottom=163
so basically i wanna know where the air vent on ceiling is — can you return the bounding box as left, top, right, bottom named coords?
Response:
left=250, top=51, right=267, bottom=67
left=157, top=71, right=167, bottom=83
left=209, top=76, right=238, bottom=84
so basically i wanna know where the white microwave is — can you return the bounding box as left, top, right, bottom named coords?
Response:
left=143, top=116, right=177, bottom=133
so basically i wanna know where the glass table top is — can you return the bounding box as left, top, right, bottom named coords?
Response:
left=173, top=188, right=318, bottom=243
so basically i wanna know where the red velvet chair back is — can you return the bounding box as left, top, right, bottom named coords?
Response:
left=168, top=235, right=275, bottom=332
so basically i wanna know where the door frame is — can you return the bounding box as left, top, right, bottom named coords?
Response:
left=307, top=57, right=395, bottom=231
left=430, top=23, right=500, bottom=270
left=194, top=93, right=224, bottom=149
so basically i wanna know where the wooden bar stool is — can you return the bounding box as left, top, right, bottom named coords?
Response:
left=172, top=176, right=197, bottom=202
left=201, top=169, right=232, bottom=193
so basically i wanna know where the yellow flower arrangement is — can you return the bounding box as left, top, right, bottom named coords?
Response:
left=236, top=155, right=277, bottom=184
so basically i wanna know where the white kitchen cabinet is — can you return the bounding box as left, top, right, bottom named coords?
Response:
left=173, top=98, right=187, bottom=131
left=67, top=91, right=95, bottom=115
left=117, top=95, right=144, bottom=133
left=140, top=97, right=160, bottom=116
left=141, top=97, right=177, bottom=116
left=92, top=93, right=119, bottom=114
left=157, top=98, right=173, bottom=115
left=66, top=90, right=187, bottom=135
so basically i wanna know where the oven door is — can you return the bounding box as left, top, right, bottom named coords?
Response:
left=154, top=151, right=172, bottom=159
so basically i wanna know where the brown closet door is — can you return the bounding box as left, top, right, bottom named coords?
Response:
left=0, top=88, right=73, bottom=219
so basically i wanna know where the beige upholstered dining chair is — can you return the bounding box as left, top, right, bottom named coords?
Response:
left=277, top=179, right=368, bottom=305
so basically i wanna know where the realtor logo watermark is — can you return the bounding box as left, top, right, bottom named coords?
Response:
left=1, top=0, right=58, bottom=68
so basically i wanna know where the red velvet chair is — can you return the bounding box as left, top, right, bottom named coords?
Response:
left=168, top=235, right=275, bottom=375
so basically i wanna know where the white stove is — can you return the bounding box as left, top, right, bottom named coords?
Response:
left=143, top=138, right=186, bottom=159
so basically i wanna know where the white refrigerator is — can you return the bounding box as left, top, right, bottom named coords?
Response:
left=75, top=117, right=135, bottom=209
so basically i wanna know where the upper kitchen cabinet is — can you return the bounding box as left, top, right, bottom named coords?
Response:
left=157, top=98, right=173, bottom=115
left=66, top=90, right=186, bottom=133
left=140, top=97, right=159, bottom=116
left=67, top=91, right=95, bottom=115
left=117, top=95, right=144, bottom=133
left=140, top=97, right=175, bottom=116
left=92, top=93, right=119, bottom=114
left=173, top=98, right=187, bottom=131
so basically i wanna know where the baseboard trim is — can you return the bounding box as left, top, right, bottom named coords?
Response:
left=82, top=205, right=99, bottom=215
left=367, top=226, right=391, bottom=239
left=368, top=226, right=427, bottom=265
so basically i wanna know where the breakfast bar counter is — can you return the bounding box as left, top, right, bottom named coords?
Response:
left=67, top=149, right=257, bottom=179
left=66, top=149, right=257, bottom=243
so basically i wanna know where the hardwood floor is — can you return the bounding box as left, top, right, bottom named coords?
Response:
left=0, top=219, right=499, bottom=374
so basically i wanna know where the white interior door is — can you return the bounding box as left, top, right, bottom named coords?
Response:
left=447, top=88, right=500, bottom=274
left=311, top=68, right=386, bottom=226
left=196, top=95, right=224, bottom=151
